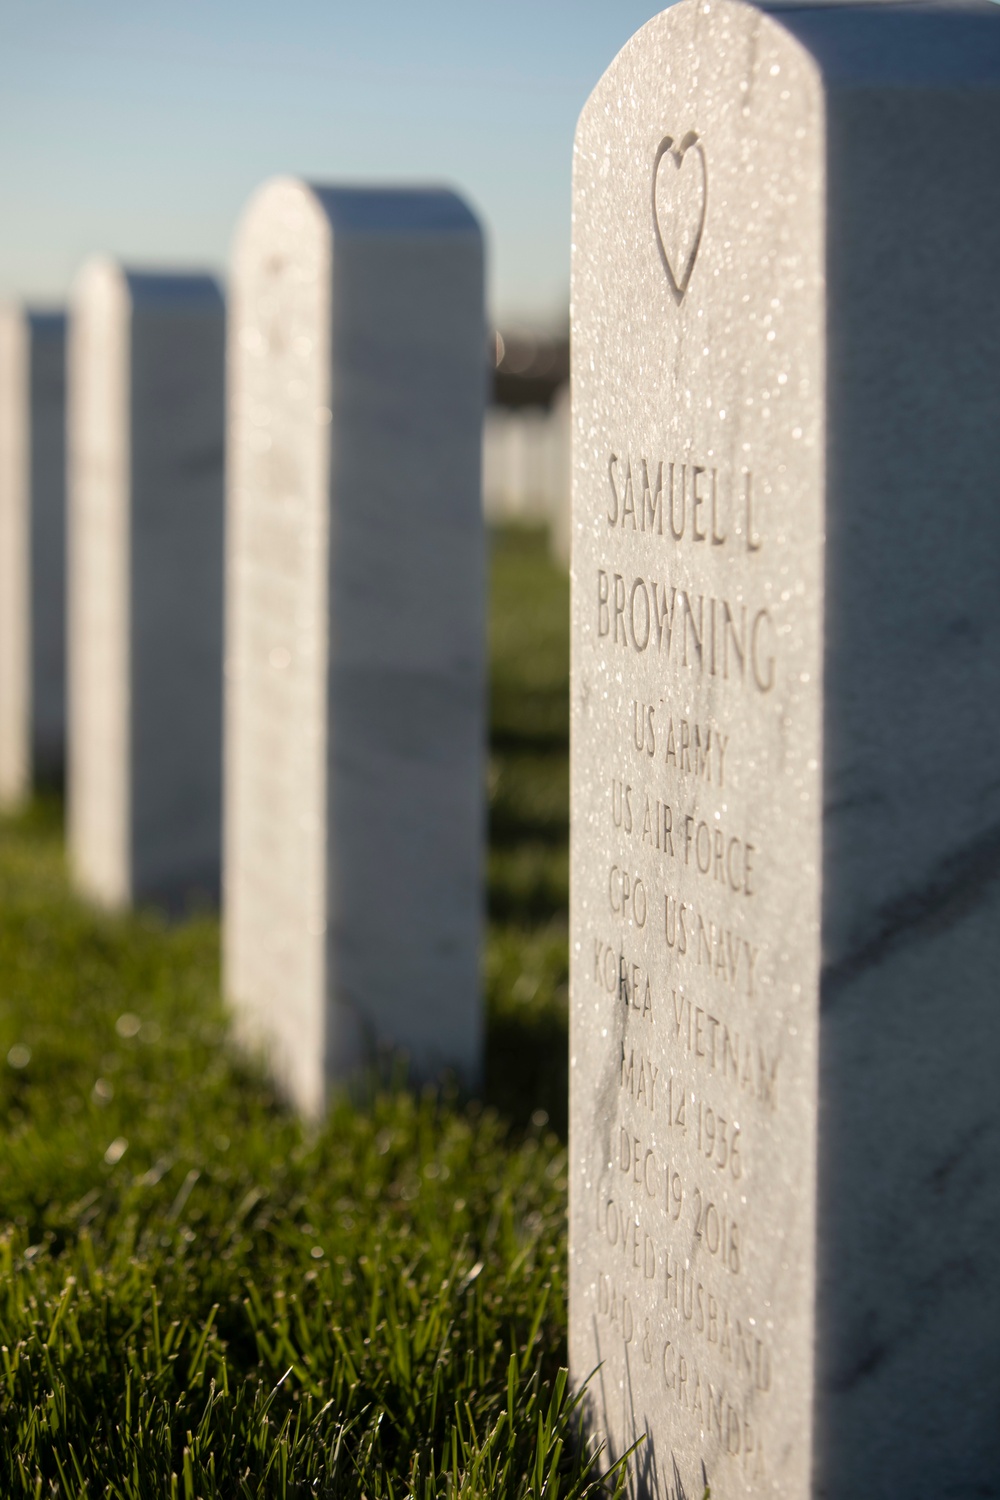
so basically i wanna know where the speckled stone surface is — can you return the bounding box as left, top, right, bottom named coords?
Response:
left=67, top=260, right=225, bottom=910
left=225, top=179, right=485, bottom=1118
left=568, top=4, right=1000, bottom=1497
left=0, top=305, right=66, bottom=805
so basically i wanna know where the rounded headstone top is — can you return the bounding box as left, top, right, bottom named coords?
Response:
left=580, top=0, right=1000, bottom=128
left=0, top=301, right=64, bottom=332
left=71, top=255, right=222, bottom=313
left=234, top=175, right=481, bottom=256
left=70, top=255, right=127, bottom=311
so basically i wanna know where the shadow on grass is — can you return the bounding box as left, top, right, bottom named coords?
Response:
left=485, top=982, right=569, bottom=1138
left=484, top=527, right=570, bottom=1136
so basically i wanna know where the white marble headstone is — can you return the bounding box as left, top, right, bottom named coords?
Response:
left=67, top=259, right=225, bottom=910
left=0, top=305, right=66, bottom=805
left=225, top=179, right=485, bottom=1117
left=569, top=3, right=1000, bottom=1496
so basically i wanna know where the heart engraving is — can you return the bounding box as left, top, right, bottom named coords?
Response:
left=652, top=131, right=707, bottom=304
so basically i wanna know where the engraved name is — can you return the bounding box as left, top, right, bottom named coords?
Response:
left=597, top=569, right=776, bottom=692
left=606, top=455, right=762, bottom=553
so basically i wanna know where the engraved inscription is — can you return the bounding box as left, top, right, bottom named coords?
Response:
left=663, top=1078, right=745, bottom=1180
left=628, top=704, right=730, bottom=785
left=652, top=133, right=707, bottom=304
left=663, top=894, right=760, bottom=997
left=620, top=1044, right=660, bottom=1110
left=607, top=455, right=761, bottom=552
left=670, top=991, right=780, bottom=1110
left=592, top=938, right=656, bottom=1021
left=597, top=569, right=776, bottom=692
left=681, top=815, right=755, bottom=896
left=573, top=24, right=822, bottom=1493
left=611, top=780, right=755, bottom=895
left=608, top=864, right=649, bottom=926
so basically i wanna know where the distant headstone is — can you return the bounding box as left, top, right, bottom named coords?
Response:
left=67, top=260, right=225, bottom=910
left=483, top=405, right=555, bottom=525
left=569, top=4, right=1000, bottom=1497
left=226, top=179, right=485, bottom=1117
left=0, top=306, right=66, bottom=805
left=548, top=383, right=571, bottom=569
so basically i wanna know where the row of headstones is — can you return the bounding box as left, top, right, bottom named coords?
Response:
left=0, top=178, right=485, bottom=1120
left=2, top=2, right=999, bottom=1493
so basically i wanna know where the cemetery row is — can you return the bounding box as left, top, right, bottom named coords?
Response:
left=0, top=243, right=569, bottom=1122
left=0, top=296, right=569, bottom=888
left=0, top=181, right=489, bottom=1123
left=1, top=2, right=999, bottom=1497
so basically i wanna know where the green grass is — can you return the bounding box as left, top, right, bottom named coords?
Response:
left=0, top=528, right=623, bottom=1499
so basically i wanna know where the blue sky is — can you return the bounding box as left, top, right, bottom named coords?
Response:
left=0, top=1, right=662, bottom=326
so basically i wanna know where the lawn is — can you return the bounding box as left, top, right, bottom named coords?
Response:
left=0, top=528, right=626, bottom=1498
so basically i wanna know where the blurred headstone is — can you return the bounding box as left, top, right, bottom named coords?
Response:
left=483, top=330, right=570, bottom=540
left=68, top=260, right=225, bottom=910
left=226, top=178, right=485, bottom=1117
left=482, top=405, right=554, bottom=524
left=569, top=2, right=1000, bottom=1497
left=0, top=305, right=66, bottom=805
left=547, top=383, right=571, bottom=569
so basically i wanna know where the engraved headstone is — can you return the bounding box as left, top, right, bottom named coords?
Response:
left=569, top=4, right=1000, bottom=1497
left=226, top=179, right=485, bottom=1117
left=0, top=306, right=66, bottom=805
left=68, top=260, right=225, bottom=910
